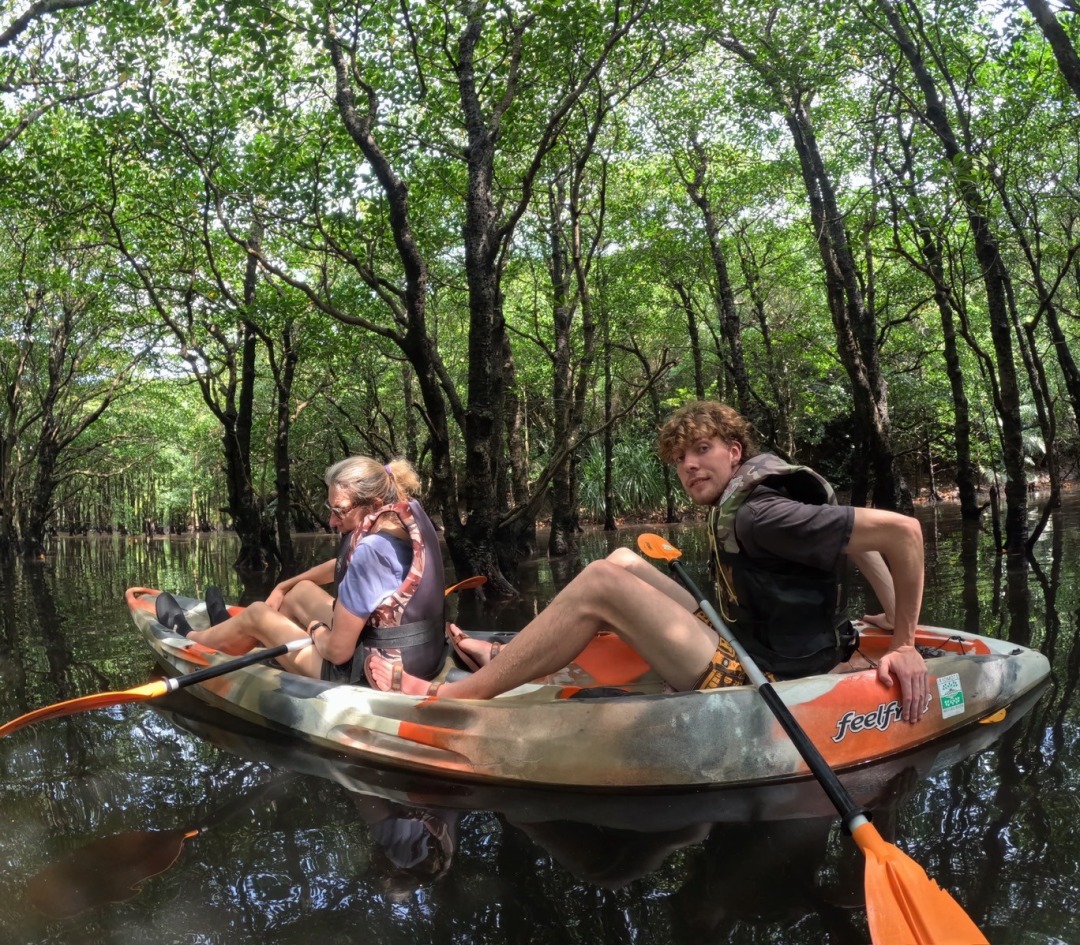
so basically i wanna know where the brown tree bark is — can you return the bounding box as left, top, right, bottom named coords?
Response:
left=671, top=282, right=707, bottom=401
left=884, top=121, right=980, bottom=518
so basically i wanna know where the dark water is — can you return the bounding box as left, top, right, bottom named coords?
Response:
left=1, top=499, right=1079, bottom=945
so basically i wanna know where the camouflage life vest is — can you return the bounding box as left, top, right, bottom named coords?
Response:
left=325, top=499, right=446, bottom=684
left=707, top=453, right=856, bottom=678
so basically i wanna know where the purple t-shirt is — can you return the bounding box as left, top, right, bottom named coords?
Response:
left=734, top=485, right=854, bottom=571
left=337, top=533, right=411, bottom=620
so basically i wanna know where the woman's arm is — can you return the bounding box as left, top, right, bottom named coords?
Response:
left=307, top=603, right=367, bottom=665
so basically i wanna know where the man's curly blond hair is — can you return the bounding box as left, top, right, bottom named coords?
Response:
left=657, top=401, right=758, bottom=464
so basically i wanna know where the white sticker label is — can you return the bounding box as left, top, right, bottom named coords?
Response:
left=936, top=673, right=965, bottom=720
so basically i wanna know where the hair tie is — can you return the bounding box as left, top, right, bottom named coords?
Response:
left=384, top=464, right=392, bottom=475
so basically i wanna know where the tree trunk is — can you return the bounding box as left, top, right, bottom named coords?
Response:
left=1023, top=0, right=1080, bottom=104
left=602, top=313, right=616, bottom=531
left=784, top=96, right=905, bottom=510
left=908, top=219, right=980, bottom=518
left=325, top=19, right=473, bottom=587
left=225, top=220, right=276, bottom=572
left=455, top=13, right=519, bottom=595
left=735, top=231, right=795, bottom=456
left=684, top=153, right=753, bottom=419
left=22, top=427, right=59, bottom=559
left=273, top=320, right=298, bottom=571
left=877, top=0, right=1027, bottom=550
left=993, top=178, right=1080, bottom=440
left=672, top=282, right=706, bottom=400
left=548, top=179, right=578, bottom=557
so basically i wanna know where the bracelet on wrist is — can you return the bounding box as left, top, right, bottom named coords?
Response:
left=308, top=620, right=329, bottom=637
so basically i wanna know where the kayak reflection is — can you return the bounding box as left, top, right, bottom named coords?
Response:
left=25, top=678, right=1046, bottom=929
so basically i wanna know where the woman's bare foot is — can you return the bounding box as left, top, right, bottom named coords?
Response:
left=364, top=651, right=432, bottom=696
left=446, top=623, right=501, bottom=670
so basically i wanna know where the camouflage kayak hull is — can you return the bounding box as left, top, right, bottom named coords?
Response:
left=126, top=587, right=1051, bottom=790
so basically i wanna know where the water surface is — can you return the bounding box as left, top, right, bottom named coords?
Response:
left=1, top=500, right=1079, bottom=944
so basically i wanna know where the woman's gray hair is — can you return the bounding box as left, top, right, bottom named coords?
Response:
left=324, top=456, right=420, bottom=507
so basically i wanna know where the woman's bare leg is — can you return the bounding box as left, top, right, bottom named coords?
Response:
left=185, top=596, right=330, bottom=678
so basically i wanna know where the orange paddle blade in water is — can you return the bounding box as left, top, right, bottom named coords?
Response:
left=852, top=822, right=989, bottom=945
left=0, top=682, right=169, bottom=739
left=26, top=828, right=197, bottom=918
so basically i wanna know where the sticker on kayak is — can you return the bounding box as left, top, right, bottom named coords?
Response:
left=936, top=673, right=966, bottom=719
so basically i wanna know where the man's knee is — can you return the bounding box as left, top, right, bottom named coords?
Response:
left=607, top=546, right=642, bottom=570
left=577, top=558, right=638, bottom=599
left=285, top=579, right=320, bottom=599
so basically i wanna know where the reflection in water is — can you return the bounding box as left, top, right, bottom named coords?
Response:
left=1, top=501, right=1080, bottom=944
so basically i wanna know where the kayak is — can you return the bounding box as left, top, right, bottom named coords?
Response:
left=157, top=676, right=1050, bottom=829
left=125, top=586, right=1052, bottom=790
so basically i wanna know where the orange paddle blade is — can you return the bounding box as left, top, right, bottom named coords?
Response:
left=445, top=575, right=487, bottom=596
left=852, top=822, right=988, bottom=945
left=0, top=681, right=169, bottom=739
left=637, top=533, right=682, bottom=562
left=26, top=827, right=197, bottom=918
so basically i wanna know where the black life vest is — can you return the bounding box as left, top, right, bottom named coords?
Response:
left=324, top=499, right=446, bottom=684
left=708, top=453, right=856, bottom=679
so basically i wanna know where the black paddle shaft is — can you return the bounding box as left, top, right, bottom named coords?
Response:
left=667, top=558, right=869, bottom=830
left=755, top=681, right=868, bottom=828
left=168, top=642, right=294, bottom=692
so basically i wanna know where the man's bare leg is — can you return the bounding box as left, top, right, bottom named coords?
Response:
left=367, top=557, right=718, bottom=697
left=451, top=547, right=698, bottom=669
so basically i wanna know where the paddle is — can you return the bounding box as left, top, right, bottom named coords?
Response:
left=26, top=776, right=293, bottom=918
left=0, top=577, right=487, bottom=740
left=444, top=575, right=487, bottom=595
left=636, top=533, right=988, bottom=945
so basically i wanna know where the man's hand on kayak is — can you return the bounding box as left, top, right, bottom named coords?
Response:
left=877, top=644, right=929, bottom=723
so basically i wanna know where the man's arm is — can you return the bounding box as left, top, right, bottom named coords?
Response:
left=846, top=508, right=928, bottom=723
left=848, top=549, right=895, bottom=625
